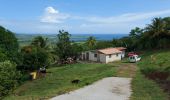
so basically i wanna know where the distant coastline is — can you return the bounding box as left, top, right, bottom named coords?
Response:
left=16, top=33, right=128, bottom=42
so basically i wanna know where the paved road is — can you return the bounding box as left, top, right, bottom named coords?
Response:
left=51, top=77, right=132, bottom=100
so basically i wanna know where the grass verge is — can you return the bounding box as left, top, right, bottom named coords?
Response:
left=131, top=50, right=170, bottom=100
left=130, top=71, right=169, bottom=100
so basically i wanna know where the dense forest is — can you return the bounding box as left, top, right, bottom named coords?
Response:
left=0, top=17, right=170, bottom=99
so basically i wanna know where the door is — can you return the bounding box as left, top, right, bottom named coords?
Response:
left=86, top=52, right=89, bottom=60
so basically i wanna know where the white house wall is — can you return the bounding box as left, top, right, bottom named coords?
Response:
left=121, top=50, right=125, bottom=58
left=99, top=54, right=106, bottom=63
left=89, top=52, right=98, bottom=62
left=82, top=50, right=125, bottom=63
left=105, top=53, right=122, bottom=63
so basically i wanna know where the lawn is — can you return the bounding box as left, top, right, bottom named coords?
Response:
left=5, top=63, right=116, bottom=100
left=130, top=50, right=170, bottom=100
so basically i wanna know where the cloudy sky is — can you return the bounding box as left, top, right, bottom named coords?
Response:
left=0, top=0, right=170, bottom=34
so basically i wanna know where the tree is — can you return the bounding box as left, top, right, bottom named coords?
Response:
left=0, top=26, right=19, bottom=63
left=70, top=43, right=83, bottom=60
left=86, top=36, right=96, bottom=49
left=129, top=27, right=143, bottom=38
left=0, top=49, right=8, bottom=62
left=163, top=17, right=170, bottom=33
left=145, top=17, right=167, bottom=38
left=55, top=30, right=72, bottom=60
left=31, top=36, right=48, bottom=49
left=95, top=41, right=113, bottom=49
left=0, top=61, right=21, bottom=99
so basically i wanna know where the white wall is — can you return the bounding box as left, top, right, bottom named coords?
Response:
left=89, top=51, right=98, bottom=62
left=99, top=54, right=106, bottom=63
left=121, top=50, right=125, bottom=58
left=105, top=53, right=122, bottom=63
left=82, top=51, right=123, bottom=63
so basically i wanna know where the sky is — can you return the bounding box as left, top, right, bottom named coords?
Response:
left=0, top=0, right=170, bottom=34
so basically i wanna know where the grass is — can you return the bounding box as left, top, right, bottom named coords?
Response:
left=130, top=71, right=168, bottom=100
left=5, top=50, right=170, bottom=100
left=108, top=61, right=137, bottom=78
left=5, top=63, right=116, bottom=100
left=130, top=50, right=170, bottom=100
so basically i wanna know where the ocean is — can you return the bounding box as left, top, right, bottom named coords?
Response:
left=16, top=34, right=128, bottom=43
left=70, top=34, right=128, bottom=41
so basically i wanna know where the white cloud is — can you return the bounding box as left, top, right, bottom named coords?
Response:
left=41, top=6, right=69, bottom=23
left=1, top=9, right=170, bottom=34
left=74, top=9, right=170, bottom=24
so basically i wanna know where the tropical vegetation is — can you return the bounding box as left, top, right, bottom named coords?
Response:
left=0, top=16, right=170, bottom=99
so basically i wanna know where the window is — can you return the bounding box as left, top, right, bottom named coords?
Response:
left=116, top=53, right=119, bottom=57
left=109, top=54, right=112, bottom=58
left=94, top=54, right=97, bottom=58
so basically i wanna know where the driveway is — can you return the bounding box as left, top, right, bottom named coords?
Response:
left=51, top=77, right=132, bottom=100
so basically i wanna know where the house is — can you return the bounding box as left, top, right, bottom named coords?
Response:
left=81, top=47, right=126, bottom=63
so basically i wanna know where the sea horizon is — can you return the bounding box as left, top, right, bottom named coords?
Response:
left=16, top=33, right=129, bottom=42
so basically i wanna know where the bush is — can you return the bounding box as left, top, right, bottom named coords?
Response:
left=0, top=61, right=21, bottom=99
left=22, top=47, right=48, bottom=71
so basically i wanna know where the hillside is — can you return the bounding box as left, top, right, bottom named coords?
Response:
left=131, top=50, right=170, bottom=100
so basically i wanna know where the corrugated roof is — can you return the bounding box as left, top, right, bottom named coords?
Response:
left=98, top=48, right=122, bottom=55
left=115, top=47, right=126, bottom=51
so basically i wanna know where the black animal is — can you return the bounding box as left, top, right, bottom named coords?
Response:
left=71, top=79, right=80, bottom=84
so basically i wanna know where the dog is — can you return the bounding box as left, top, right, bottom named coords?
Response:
left=71, top=79, right=80, bottom=84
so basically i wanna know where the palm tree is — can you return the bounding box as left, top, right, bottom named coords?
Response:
left=86, top=36, right=96, bottom=49
left=145, top=17, right=167, bottom=38
left=129, top=27, right=143, bottom=38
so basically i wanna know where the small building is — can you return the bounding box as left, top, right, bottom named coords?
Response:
left=81, top=47, right=126, bottom=63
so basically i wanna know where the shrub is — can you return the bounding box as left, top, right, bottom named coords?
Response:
left=0, top=61, right=21, bottom=99
left=22, top=47, right=48, bottom=71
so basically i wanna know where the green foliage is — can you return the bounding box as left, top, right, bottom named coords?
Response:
left=86, top=36, right=96, bottom=49
left=126, top=17, right=170, bottom=50
left=131, top=72, right=168, bottom=100
left=31, top=36, right=48, bottom=49
left=133, top=50, right=170, bottom=99
left=0, top=61, right=21, bottom=99
left=0, top=49, right=8, bottom=62
left=0, top=26, right=19, bottom=63
left=129, top=27, right=143, bottom=38
left=55, top=30, right=72, bottom=60
left=0, top=26, right=19, bottom=51
left=21, top=46, right=48, bottom=71
left=95, top=41, right=113, bottom=49
left=71, top=43, right=84, bottom=58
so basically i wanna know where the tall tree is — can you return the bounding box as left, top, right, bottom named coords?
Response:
left=0, top=26, right=19, bottom=63
left=55, top=30, right=72, bottom=60
left=145, top=17, right=167, bottom=38
left=163, top=17, right=170, bottom=35
left=129, top=27, right=143, bottom=38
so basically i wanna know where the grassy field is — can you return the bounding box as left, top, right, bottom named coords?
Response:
left=4, top=51, right=170, bottom=100
left=130, top=50, right=170, bottom=100
left=5, top=63, right=116, bottom=100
